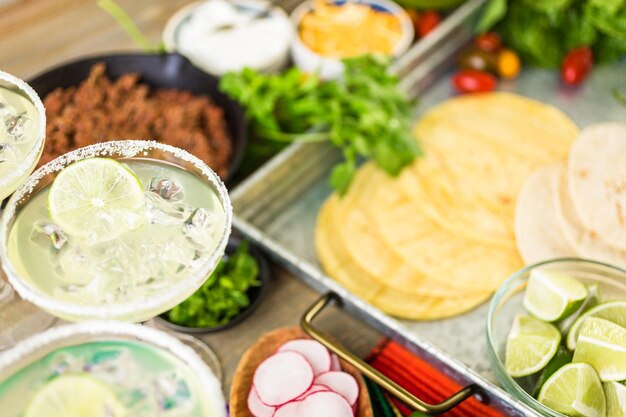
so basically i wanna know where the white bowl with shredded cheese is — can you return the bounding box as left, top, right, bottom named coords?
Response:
left=290, top=0, right=414, bottom=79
left=163, top=0, right=294, bottom=75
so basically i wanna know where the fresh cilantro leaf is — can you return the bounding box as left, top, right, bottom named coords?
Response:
left=219, top=54, right=420, bottom=194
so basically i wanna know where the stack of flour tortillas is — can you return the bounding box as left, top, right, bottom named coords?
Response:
left=516, top=122, right=626, bottom=267
left=316, top=93, right=579, bottom=320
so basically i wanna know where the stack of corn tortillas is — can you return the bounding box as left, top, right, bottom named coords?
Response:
left=516, top=122, right=626, bottom=267
left=315, top=92, right=579, bottom=320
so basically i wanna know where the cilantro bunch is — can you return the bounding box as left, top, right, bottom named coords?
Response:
left=478, top=0, right=626, bottom=67
left=219, top=55, right=421, bottom=194
left=166, top=242, right=261, bottom=328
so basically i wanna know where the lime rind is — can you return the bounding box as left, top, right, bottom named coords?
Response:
left=523, top=269, right=588, bottom=322
left=559, top=284, right=601, bottom=335
left=567, top=300, right=626, bottom=350
left=24, top=373, right=127, bottom=417
left=505, top=314, right=561, bottom=377
left=48, top=158, right=145, bottom=242
left=573, top=317, right=626, bottom=382
left=538, top=363, right=606, bottom=417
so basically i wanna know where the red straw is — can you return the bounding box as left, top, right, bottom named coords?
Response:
left=367, top=339, right=507, bottom=417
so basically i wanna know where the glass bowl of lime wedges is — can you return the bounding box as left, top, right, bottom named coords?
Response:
left=486, top=258, right=626, bottom=417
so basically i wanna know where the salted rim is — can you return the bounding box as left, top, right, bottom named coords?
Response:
left=0, top=70, right=46, bottom=195
left=0, top=140, right=233, bottom=320
left=0, top=321, right=226, bottom=417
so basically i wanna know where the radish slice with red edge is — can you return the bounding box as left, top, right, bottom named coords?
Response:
left=298, top=391, right=353, bottom=417
left=330, top=353, right=341, bottom=371
left=248, top=387, right=275, bottom=417
left=295, top=384, right=332, bottom=401
left=272, top=400, right=301, bottom=417
left=253, top=351, right=314, bottom=406
left=314, top=371, right=359, bottom=406
left=278, top=339, right=331, bottom=375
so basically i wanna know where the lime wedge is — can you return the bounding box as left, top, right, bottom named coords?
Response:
left=533, top=345, right=573, bottom=397
left=49, top=158, right=145, bottom=242
left=505, top=314, right=561, bottom=377
left=573, top=317, right=626, bottom=381
left=605, top=381, right=626, bottom=417
left=559, top=283, right=602, bottom=334
left=523, top=269, right=588, bottom=322
left=538, top=363, right=606, bottom=417
left=567, top=300, right=626, bottom=350
left=24, top=374, right=127, bottom=417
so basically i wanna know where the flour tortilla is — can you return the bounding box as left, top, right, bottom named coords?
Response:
left=514, top=164, right=576, bottom=265
left=556, top=166, right=626, bottom=268
left=568, top=122, right=626, bottom=251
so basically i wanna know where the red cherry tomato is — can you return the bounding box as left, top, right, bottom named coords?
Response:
left=418, top=11, right=441, bottom=38
left=475, top=32, right=502, bottom=52
left=561, top=46, right=593, bottom=86
left=452, top=70, right=497, bottom=94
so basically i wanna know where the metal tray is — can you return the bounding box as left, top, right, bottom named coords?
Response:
left=230, top=17, right=626, bottom=417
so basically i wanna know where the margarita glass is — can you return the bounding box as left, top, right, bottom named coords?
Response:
left=0, top=70, right=46, bottom=201
left=0, top=321, right=226, bottom=417
left=0, top=70, right=54, bottom=349
left=1, top=140, right=231, bottom=322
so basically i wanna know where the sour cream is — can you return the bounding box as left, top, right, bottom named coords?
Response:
left=166, top=0, right=294, bottom=75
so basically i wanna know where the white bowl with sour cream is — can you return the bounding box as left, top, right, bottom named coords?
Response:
left=163, top=0, right=294, bottom=75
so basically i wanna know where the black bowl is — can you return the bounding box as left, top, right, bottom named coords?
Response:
left=154, top=237, right=271, bottom=333
left=28, top=52, right=247, bottom=185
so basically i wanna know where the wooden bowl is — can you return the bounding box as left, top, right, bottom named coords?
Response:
left=230, top=326, right=373, bottom=417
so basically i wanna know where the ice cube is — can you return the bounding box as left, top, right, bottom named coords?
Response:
left=0, top=143, right=18, bottom=164
left=30, top=220, right=68, bottom=251
left=84, top=348, right=139, bottom=387
left=153, top=371, right=193, bottom=413
left=5, top=111, right=31, bottom=142
left=145, top=192, right=192, bottom=226
left=149, top=177, right=184, bottom=202
left=44, top=351, right=82, bottom=377
left=183, top=208, right=216, bottom=249
left=55, top=245, right=95, bottom=285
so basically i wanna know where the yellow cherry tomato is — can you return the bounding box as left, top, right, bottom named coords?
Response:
left=498, top=48, right=521, bottom=80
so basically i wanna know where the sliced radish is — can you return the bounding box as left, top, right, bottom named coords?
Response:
left=330, top=353, right=341, bottom=371
left=248, top=387, right=275, bottom=417
left=272, top=400, right=301, bottom=417
left=298, top=391, right=353, bottom=417
left=295, top=384, right=332, bottom=401
left=253, top=351, right=314, bottom=406
left=314, top=371, right=359, bottom=406
left=278, top=339, right=331, bottom=375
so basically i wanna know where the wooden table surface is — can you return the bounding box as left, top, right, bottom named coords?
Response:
left=0, top=0, right=382, bottom=395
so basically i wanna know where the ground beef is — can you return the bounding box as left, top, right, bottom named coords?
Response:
left=42, top=63, right=232, bottom=178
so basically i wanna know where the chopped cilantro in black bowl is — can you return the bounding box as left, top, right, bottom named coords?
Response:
left=154, top=237, right=270, bottom=333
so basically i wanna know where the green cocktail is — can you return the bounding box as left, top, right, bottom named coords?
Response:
left=0, top=322, right=226, bottom=417
left=0, top=140, right=232, bottom=322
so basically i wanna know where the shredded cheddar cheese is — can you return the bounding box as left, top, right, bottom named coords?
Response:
left=299, top=2, right=403, bottom=58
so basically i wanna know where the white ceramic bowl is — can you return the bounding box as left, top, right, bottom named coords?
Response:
left=290, top=0, right=415, bottom=79
left=163, top=0, right=293, bottom=75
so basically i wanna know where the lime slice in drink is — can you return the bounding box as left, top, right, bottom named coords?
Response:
left=567, top=300, right=626, bottom=350
left=49, top=158, right=145, bottom=242
left=24, top=374, right=127, bottom=417
left=538, top=363, right=606, bottom=417
left=604, top=381, right=626, bottom=417
left=505, top=314, right=561, bottom=377
left=523, top=269, right=588, bottom=322
left=573, top=317, right=626, bottom=381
